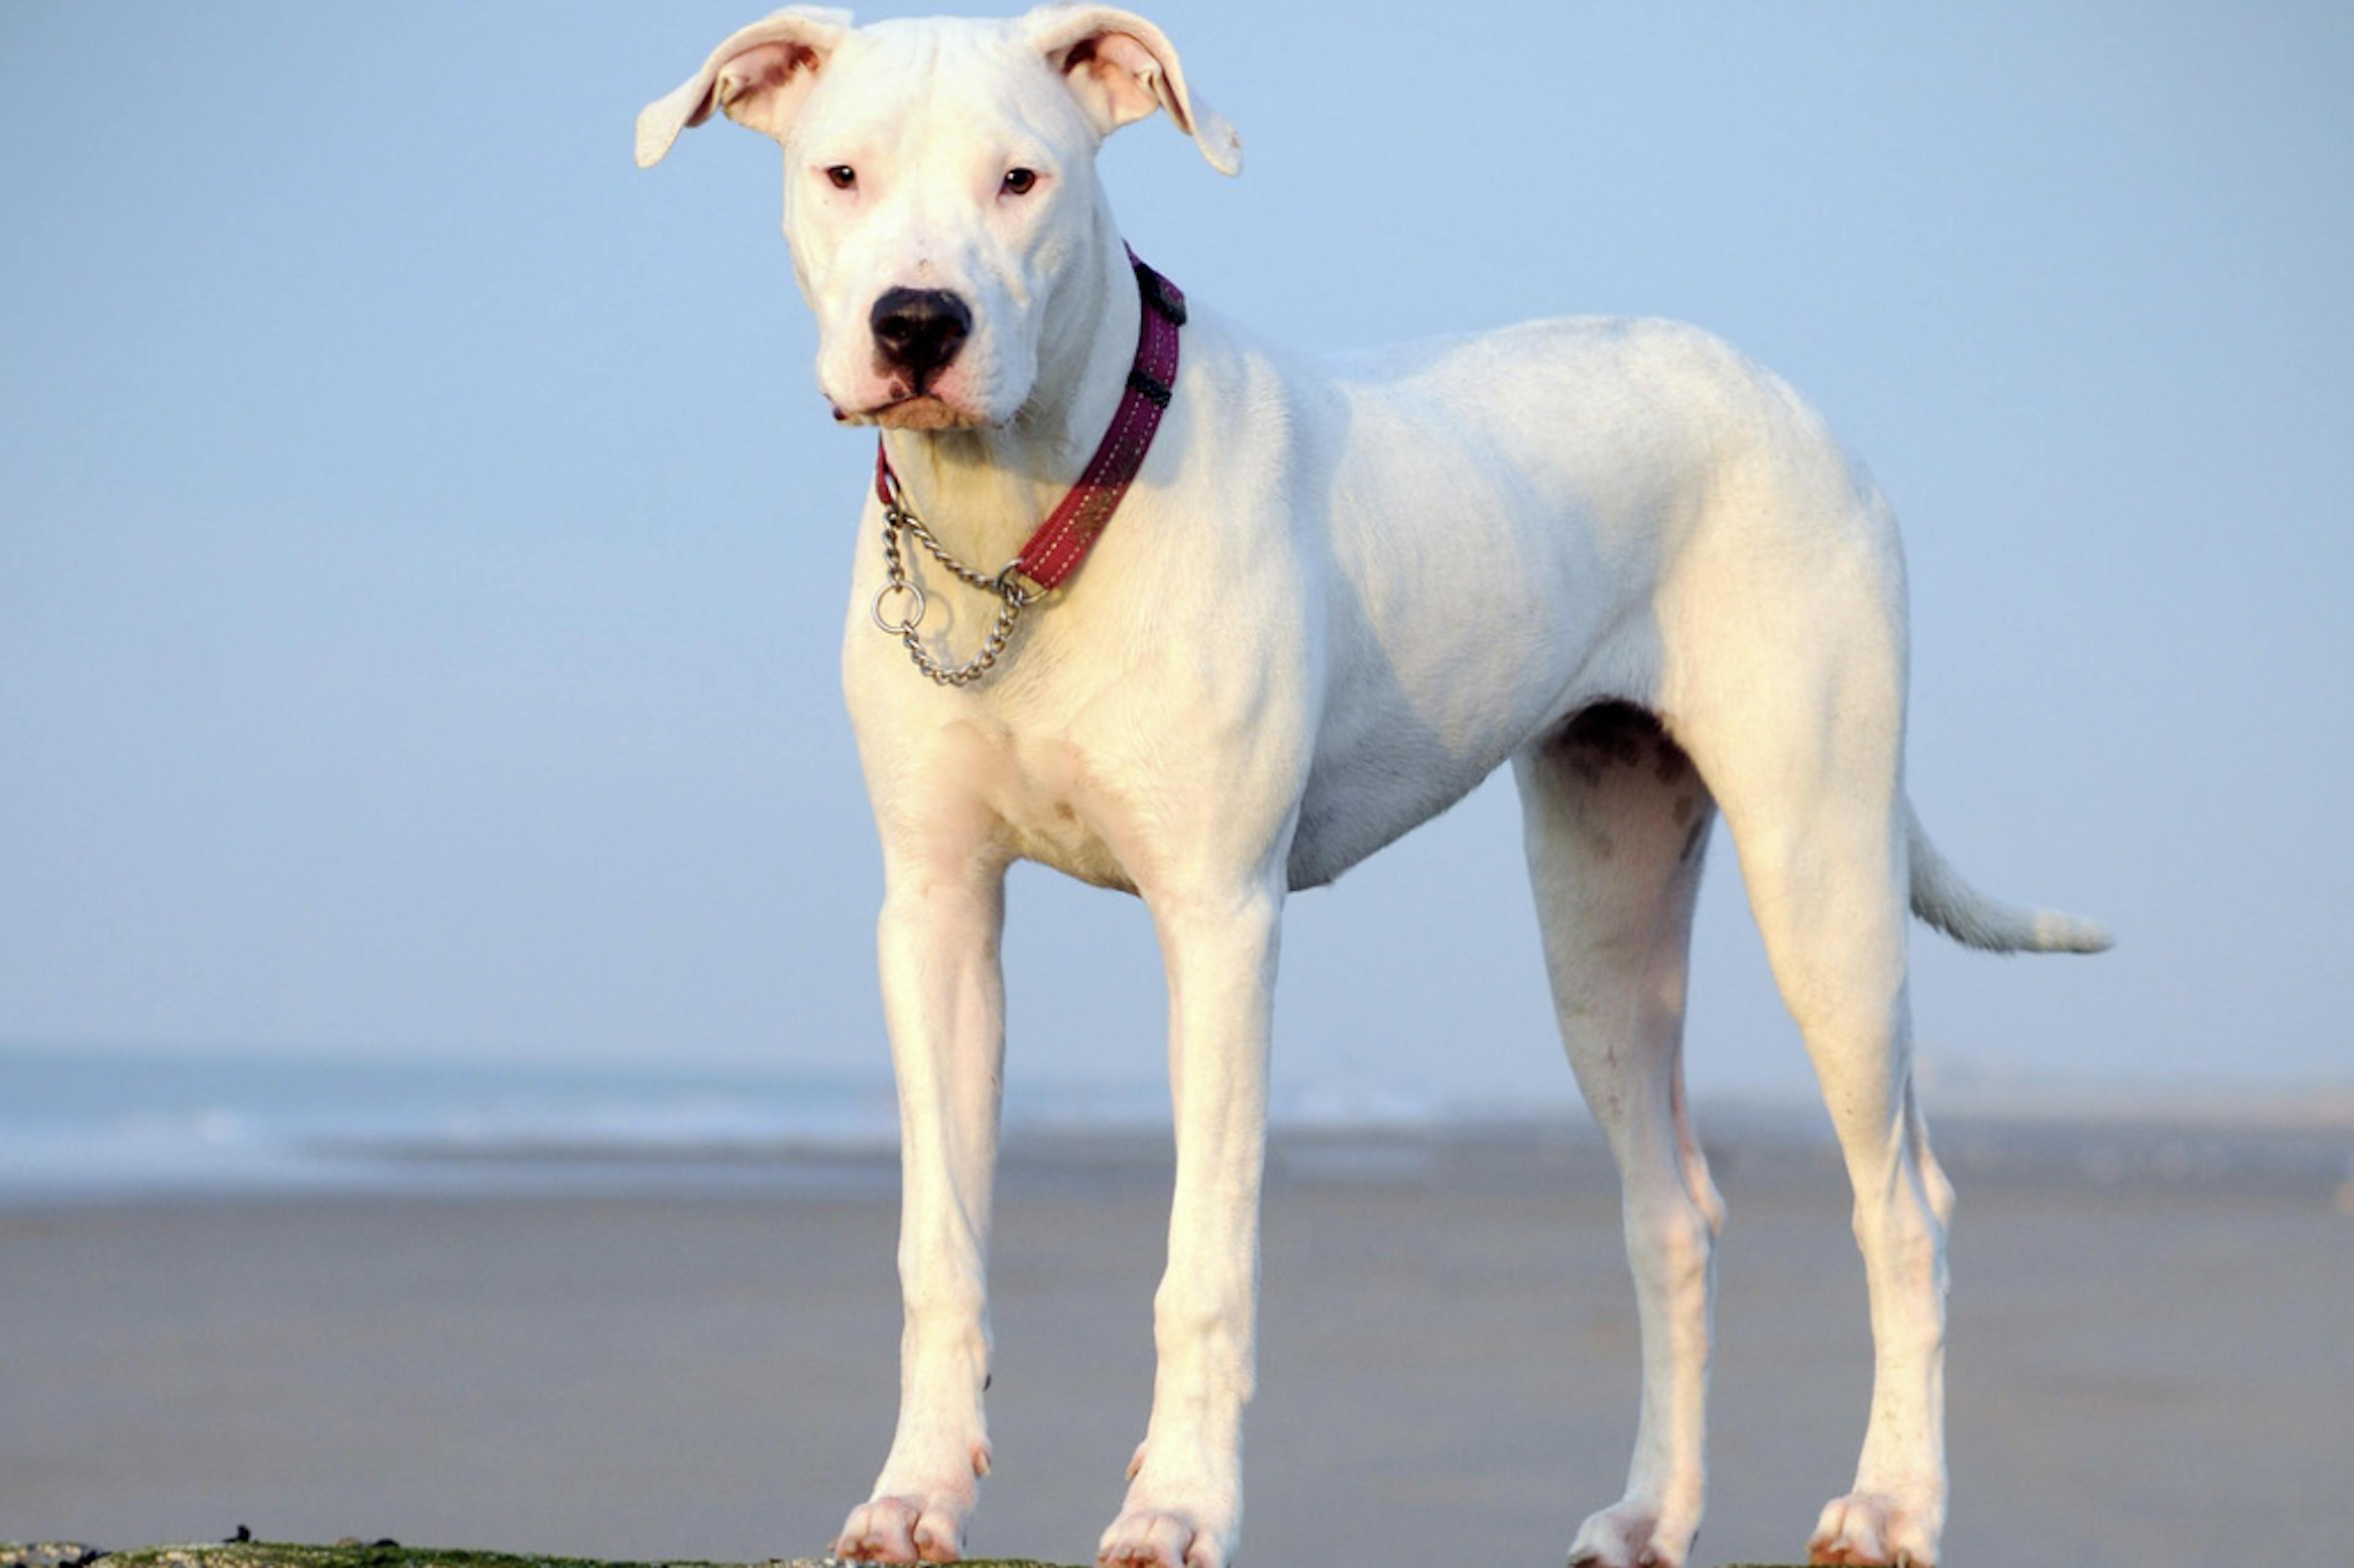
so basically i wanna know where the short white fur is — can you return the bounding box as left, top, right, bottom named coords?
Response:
left=638, top=10, right=2108, bottom=1567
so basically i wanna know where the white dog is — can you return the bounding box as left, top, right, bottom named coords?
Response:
left=637, top=9, right=2108, bottom=1567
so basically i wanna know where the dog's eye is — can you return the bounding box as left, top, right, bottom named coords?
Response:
left=825, top=165, right=857, bottom=191
left=1001, top=167, right=1038, bottom=196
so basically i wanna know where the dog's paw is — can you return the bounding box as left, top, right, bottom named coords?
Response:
left=1098, top=1423, right=1240, bottom=1568
left=834, top=1486, right=973, bottom=1564
left=1568, top=1498, right=1696, bottom=1568
left=836, top=1437, right=991, bottom=1563
left=1806, top=1491, right=1940, bottom=1566
left=1095, top=1507, right=1228, bottom=1568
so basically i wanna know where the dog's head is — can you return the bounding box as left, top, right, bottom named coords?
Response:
left=638, top=6, right=1238, bottom=432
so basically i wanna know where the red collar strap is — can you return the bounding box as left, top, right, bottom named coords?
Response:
left=874, top=247, right=1185, bottom=594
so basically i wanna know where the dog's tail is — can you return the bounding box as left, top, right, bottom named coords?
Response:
left=1906, top=800, right=2112, bottom=954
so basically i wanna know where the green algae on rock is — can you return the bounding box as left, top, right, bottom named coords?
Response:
left=7, top=1543, right=1817, bottom=1568
left=4, top=1547, right=1080, bottom=1568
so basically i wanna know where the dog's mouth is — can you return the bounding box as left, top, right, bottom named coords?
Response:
left=830, top=393, right=985, bottom=432
left=874, top=394, right=982, bottom=431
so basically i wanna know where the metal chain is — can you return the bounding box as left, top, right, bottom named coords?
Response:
left=869, top=472, right=1035, bottom=687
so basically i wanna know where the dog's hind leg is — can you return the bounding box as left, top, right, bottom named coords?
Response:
left=1515, top=704, right=1723, bottom=1568
left=1683, top=649, right=1952, bottom=1567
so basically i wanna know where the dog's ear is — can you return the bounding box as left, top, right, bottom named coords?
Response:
left=1023, top=6, right=1241, bottom=175
left=636, top=7, right=854, bottom=169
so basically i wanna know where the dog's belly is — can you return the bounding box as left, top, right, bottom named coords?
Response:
left=1286, top=723, right=1510, bottom=891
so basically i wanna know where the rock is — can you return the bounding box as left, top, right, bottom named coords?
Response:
left=0, top=1547, right=104, bottom=1568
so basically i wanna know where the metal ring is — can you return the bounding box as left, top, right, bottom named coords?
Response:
left=872, top=580, right=926, bottom=634
left=992, top=565, right=1034, bottom=606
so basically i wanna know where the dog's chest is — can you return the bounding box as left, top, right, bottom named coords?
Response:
left=937, top=718, right=1141, bottom=894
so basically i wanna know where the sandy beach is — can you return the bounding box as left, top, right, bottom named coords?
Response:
left=6, top=1117, right=2350, bottom=1566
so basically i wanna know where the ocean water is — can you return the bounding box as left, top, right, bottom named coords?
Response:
left=0, top=1045, right=1173, bottom=1205
left=0, top=1044, right=1498, bottom=1205
left=10, top=1044, right=2346, bottom=1209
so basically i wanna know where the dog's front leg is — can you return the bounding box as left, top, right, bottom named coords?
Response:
left=837, top=857, right=1010, bottom=1565
left=1099, top=880, right=1282, bottom=1568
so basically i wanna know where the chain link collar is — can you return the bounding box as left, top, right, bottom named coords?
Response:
left=869, top=462, right=1037, bottom=687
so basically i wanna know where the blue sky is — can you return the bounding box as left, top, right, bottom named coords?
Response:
left=3, top=1, right=2349, bottom=1108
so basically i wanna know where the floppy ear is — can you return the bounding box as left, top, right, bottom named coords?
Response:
left=635, top=7, right=854, bottom=169
left=1022, top=5, right=1241, bottom=175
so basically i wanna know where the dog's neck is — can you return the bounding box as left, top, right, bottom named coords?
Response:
left=875, top=212, right=1145, bottom=571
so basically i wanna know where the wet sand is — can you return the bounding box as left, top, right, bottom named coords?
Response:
left=6, top=1119, right=2350, bottom=1566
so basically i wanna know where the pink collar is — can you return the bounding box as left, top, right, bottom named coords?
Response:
left=874, top=248, right=1186, bottom=595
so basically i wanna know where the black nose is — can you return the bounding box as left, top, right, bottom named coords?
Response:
left=870, top=287, right=972, bottom=382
